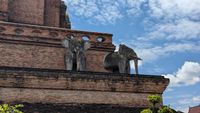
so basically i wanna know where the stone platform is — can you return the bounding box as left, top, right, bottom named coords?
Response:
left=0, top=66, right=169, bottom=113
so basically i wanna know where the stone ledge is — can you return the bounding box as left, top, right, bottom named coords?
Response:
left=0, top=21, right=113, bottom=36
left=0, top=21, right=116, bottom=51
left=0, top=66, right=169, bottom=93
left=0, top=34, right=115, bottom=51
left=0, top=66, right=165, bottom=79
left=0, top=21, right=114, bottom=45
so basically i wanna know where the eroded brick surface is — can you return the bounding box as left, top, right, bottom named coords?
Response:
left=0, top=22, right=115, bottom=72
left=8, top=0, right=45, bottom=25
left=0, top=68, right=169, bottom=109
left=44, top=0, right=61, bottom=27
left=0, top=0, right=8, bottom=21
left=0, top=0, right=8, bottom=12
left=0, top=88, right=153, bottom=107
left=86, top=50, right=111, bottom=72
left=0, top=43, right=65, bottom=69
left=0, top=67, right=169, bottom=94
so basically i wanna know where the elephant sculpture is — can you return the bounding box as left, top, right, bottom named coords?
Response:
left=62, top=37, right=90, bottom=71
left=104, top=44, right=141, bottom=74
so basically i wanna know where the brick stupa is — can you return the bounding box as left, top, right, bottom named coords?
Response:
left=0, top=0, right=169, bottom=113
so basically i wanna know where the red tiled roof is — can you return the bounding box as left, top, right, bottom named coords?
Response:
left=189, top=105, right=200, bottom=113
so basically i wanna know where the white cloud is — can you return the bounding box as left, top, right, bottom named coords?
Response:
left=63, top=0, right=122, bottom=24
left=130, top=1, right=200, bottom=63
left=192, top=96, right=200, bottom=103
left=63, top=0, right=148, bottom=24
left=148, top=0, right=200, bottom=21
left=165, top=88, right=174, bottom=92
left=139, top=19, right=200, bottom=41
left=126, top=0, right=147, bottom=16
left=130, top=42, right=200, bottom=63
left=164, top=61, right=200, bottom=87
left=176, top=95, right=200, bottom=113
left=176, top=107, right=189, bottom=113
left=63, top=0, right=200, bottom=24
left=139, top=0, right=200, bottom=42
left=178, top=99, right=191, bottom=105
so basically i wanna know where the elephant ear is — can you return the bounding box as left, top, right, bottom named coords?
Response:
left=62, top=38, right=70, bottom=48
left=84, top=41, right=91, bottom=50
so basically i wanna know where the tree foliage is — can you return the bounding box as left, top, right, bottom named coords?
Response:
left=140, top=94, right=174, bottom=113
left=141, top=108, right=153, bottom=113
left=0, top=104, right=23, bottom=113
left=148, top=94, right=162, bottom=107
left=158, top=106, right=174, bottom=113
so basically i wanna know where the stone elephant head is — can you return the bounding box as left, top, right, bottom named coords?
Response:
left=119, top=44, right=141, bottom=74
left=118, top=44, right=141, bottom=61
left=104, top=44, right=141, bottom=74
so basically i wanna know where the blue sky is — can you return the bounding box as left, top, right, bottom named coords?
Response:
left=64, top=0, right=200, bottom=112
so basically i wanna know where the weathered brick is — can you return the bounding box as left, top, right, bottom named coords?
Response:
left=0, top=1, right=170, bottom=112
left=0, top=0, right=8, bottom=21
left=0, top=22, right=114, bottom=72
left=0, top=43, right=65, bottom=69
left=8, top=0, right=45, bottom=25
left=44, top=0, right=61, bottom=27
left=0, top=0, right=8, bottom=12
left=0, top=68, right=169, bottom=108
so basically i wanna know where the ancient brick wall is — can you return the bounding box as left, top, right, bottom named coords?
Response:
left=0, top=88, right=158, bottom=107
left=0, top=0, right=8, bottom=21
left=0, top=67, right=169, bottom=108
left=44, top=0, right=61, bottom=27
left=0, top=0, right=8, bottom=12
left=0, top=43, right=65, bottom=69
left=1, top=0, right=70, bottom=27
left=0, top=42, right=112, bottom=71
left=8, top=0, right=45, bottom=25
left=86, top=50, right=110, bottom=72
left=0, top=22, right=114, bottom=72
left=0, top=67, right=169, bottom=93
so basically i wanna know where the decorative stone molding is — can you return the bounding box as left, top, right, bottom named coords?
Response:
left=14, top=28, right=24, bottom=34
left=0, top=22, right=115, bottom=50
left=0, top=26, right=5, bottom=32
left=49, top=31, right=59, bottom=37
left=32, top=30, right=42, bottom=36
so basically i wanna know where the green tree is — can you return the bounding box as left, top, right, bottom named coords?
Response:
left=158, top=106, right=174, bottom=113
left=140, top=94, right=174, bottom=113
left=141, top=108, right=153, bottom=113
left=148, top=94, right=162, bottom=113
left=0, top=104, right=23, bottom=113
left=148, top=94, right=162, bottom=107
